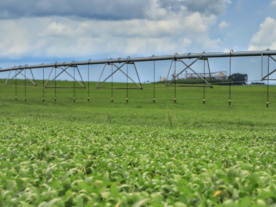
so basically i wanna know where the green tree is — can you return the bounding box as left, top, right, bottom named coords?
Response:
left=228, top=73, right=248, bottom=85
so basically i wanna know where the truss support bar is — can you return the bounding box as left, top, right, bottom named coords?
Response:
left=18, top=69, right=37, bottom=86
left=44, top=66, right=69, bottom=88
left=97, top=63, right=126, bottom=88
left=76, top=66, right=86, bottom=88
left=133, top=63, right=142, bottom=88
left=165, top=58, right=200, bottom=86
left=30, top=69, right=36, bottom=85
left=96, top=64, right=107, bottom=88
left=6, top=69, right=23, bottom=85
left=165, top=60, right=174, bottom=86
left=206, top=58, right=212, bottom=80
left=262, top=69, right=276, bottom=81
left=178, top=59, right=213, bottom=88
left=60, top=67, right=86, bottom=88
left=44, top=67, right=54, bottom=88
left=5, top=70, right=12, bottom=85
left=269, top=55, right=276, bottom=62
left=114, top=64, right=143, bottom=89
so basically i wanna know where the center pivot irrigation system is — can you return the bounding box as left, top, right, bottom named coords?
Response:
left=1, top=50, right=276, bottom=106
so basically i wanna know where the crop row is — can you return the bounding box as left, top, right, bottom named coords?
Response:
left=0, top=118, right=276, bottom=206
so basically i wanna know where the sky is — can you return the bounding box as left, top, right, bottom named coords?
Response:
left=0, top=0, right=276, bottom=83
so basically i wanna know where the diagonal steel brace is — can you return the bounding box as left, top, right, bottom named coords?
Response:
left=261, top=56, right=276, bottom=81
left=96, top=64, right=107, bottom=88
left=96, top=63, right=126, bottom=88
left=178, top=59, right=213, bottom=88
left=165, top=58, right=200, bottom=86
left=44, top=66, right=86, bottom=88
left=5, top=70, right=13, bottom=85
left=113, top=63, right=143, bottom=89
left=44, top=66, right=69, bottom=87
left=10, top=69, right=37, bottom=86
left=44, top=67, right=54, bottom=88
left=76, top=66, right=86, bottom=88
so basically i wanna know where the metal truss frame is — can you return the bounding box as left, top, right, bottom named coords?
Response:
left=165, top=57, right=213, bottom=88
left=44, top=65, right=86, bottom=89
left=96, top=62, right=143, bottom=90
left=5, top=68, right=37, bottom=86
left=261, top=56, right=276, bottom=81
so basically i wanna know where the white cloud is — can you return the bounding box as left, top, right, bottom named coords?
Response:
left=224, top=0, right=232, bottom=4
left=0, top=12, right=220, bottom=59
left=271, top=0, right=276, bottom=6
left=158, top=0, right=229, bottom=15
left=219, top=21, right=229, bottom=29
left=248, top=17, right=276, bottom=51
left=236, top=0, right=243, bottom=10
left=224, top=48, right=230, bottom=52
left=0, top=0, right=231, bottom=20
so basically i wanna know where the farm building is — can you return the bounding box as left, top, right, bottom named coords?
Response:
left=215, top=72, right=227, bottom=80
left=197, top=74, right=205, bottom=79
left=206, top=74, right=215, bottom=79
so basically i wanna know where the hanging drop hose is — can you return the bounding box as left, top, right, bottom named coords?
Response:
left=153, top=55, right=155, bottom=103
left=42, top=64, right=44, bottom=102
left=229, top=50, right=234, bottom=105
left=74, top=67, right=75, bottom=102
left=126, top=57, right=130, bottom=103
left=267, top=56, right=269, bottom=108
left=111, top=59, right=113, bottom=103
left=0, top=67, right=1, bottom=100
left=174, top=60, right=176, bottom=103
left=126, top=63, right=128, bottom=103
left=203, top=59, right=205, bottom=104
left=202, top=52, right=206, bottom=104
left=25, top=65, right=27, bottom=102
left=15, top=68, right=17, bottom=100
left=55, top=64, right=57, bottom=102
left=174, top=53, right=178, bottom=103
left=88, top=59, right=91, bottom=102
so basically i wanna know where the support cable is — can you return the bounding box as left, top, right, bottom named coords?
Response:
left=229, top=50, right=234, bottom=105
left=153, top=55, right=155, bottom=103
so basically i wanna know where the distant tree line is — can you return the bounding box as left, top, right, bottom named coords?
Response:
left=158, top=73, right=248, bottom=85
left=228, top=73, right=248, bottom=85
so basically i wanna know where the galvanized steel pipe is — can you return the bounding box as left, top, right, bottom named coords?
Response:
left=1, top=50, right=276, bottom=72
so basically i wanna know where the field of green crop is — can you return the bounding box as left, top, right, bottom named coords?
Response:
left=0, top=80, right=276, bottom=207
